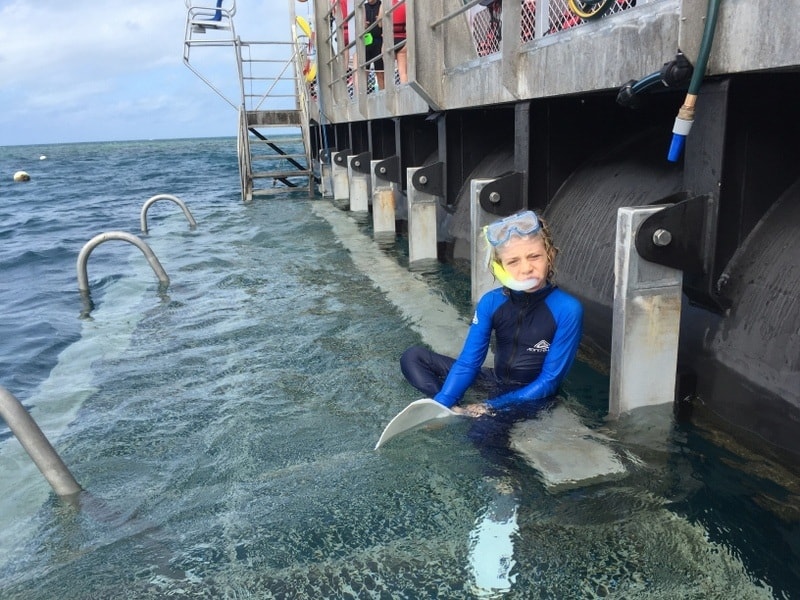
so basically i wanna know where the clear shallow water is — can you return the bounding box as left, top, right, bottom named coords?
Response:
left=1, top=138, right=798, bottom=599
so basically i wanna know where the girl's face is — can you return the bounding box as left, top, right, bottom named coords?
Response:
left=496, top=235, right=549, bottom=292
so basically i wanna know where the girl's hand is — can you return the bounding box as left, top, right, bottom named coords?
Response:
left=452, top=403, right=492, bottom=417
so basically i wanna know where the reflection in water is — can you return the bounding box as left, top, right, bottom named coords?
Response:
left=468, top=480, right=519, bottom=598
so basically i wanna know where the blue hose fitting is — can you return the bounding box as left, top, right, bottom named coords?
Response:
left=667, top=134, right=686, bottom=163
left=667, top=109, right=694, bottom=162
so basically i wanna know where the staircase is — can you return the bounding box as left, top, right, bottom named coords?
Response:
left=183, top=0, right=317, bottom=201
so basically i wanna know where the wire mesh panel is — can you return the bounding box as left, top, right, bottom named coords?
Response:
left=471, top=0, right=640, bottom=54
left=548, top=0, right=582, bottom=32
left=471, top=1, right=503, bottom=57
left=547, top=0, right=638, bottom=35
left=521, top=0, right=536, bottom=42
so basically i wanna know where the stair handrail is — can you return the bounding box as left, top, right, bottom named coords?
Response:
left=238, top=105, right=253, bottom=202
left=290, top=0, right=316, bottom=196
left=182, top=1, right=240, bottom=110
left=185, top=0, right=236, bottom=29
left=242, top=41, right=301, bottom=113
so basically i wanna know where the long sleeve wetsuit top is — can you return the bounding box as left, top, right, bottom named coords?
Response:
left=434, top=284, right=583, bottom=411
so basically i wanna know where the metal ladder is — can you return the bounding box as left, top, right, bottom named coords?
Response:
left=183, top=0, right=316, bottom=201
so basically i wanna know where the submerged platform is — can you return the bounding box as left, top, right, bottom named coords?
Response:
left=311, top=200, right=629, bottom=489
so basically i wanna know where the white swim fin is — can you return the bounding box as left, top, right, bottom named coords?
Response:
left=375, top=398, right=458, bottom=449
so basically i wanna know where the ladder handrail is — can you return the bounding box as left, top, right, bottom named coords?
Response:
left=0, top=386, right=82, bottom=497
left=77, top=231, right=170, bottom=292
left=140, top=194, right=197, bottom=235
left=182, top=0, right=240, bottom=109
left=240, top=41, right=301, bottom=113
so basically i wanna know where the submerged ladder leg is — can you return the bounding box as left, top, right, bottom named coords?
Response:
left=0, top=386, right=82, bottom=497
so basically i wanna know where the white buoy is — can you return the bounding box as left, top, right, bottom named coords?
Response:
left=39, top=155, right=47, bottom=160
left=13, top=171, right=30, bottom=182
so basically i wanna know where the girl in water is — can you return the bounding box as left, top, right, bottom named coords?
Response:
left=400, top=210, right=583, bottom=418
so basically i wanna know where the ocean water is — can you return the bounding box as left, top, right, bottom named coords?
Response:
left=0, top=137, right=798, bottom=599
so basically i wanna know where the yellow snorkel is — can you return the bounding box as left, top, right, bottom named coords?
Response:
left=489, top=259, right=541, bottom=292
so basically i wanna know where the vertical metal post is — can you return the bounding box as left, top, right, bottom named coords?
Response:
left=609, top=206, right=683, bottom=418
left=470, top=178, right=497, bottom=307
left=536, top=0, right=551, bottom=40
left=370, top=159, right=382, bottom=205
left=0, top=386, right=82, bottom=497
left=348, top=155, right=371, bottom=213
left=406, top=166, right=439, bottom=263
left=332, top=150, right=350, bottom=202
left=373, top=186, right=396, bottom=237
left=319, top=150, right=334, bottom=197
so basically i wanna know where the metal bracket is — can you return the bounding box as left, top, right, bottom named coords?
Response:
left=319, top=148, right=336, bottom=165
left=635, top=193, right=713, bottom=275
left=350, top=151, right=372, bottom=174
left=411, top=162, right=444, bottom=197
left=479, top=172, right=524, bottom=215
left=333, top=148, right=351, bottom=167
left=374, top=155, right=401, bottom=184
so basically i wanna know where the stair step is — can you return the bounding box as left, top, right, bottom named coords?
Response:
left=252, top=185, right=311, bottom=197
left=246, top=110, right=302, bottom=126
left=251, top=153, right=307, bottom=161
left=253, top=170, right=312, bottom=179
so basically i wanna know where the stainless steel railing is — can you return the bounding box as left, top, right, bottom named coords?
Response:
left=0, top=386, right=82, bottom=497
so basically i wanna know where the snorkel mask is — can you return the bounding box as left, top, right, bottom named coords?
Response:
left=485, top=211, right=541, bottom=246
left=484, top=211, right=543, bottom=292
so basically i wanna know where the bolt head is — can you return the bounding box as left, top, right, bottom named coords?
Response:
left=652, top=228, right=673, bottom=247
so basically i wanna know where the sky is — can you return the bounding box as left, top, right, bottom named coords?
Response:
left=0, top=1, right=306, bottom=146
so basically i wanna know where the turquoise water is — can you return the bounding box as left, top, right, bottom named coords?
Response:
left=1, top=138, right=798, bottom=598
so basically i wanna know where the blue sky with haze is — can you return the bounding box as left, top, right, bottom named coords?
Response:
left=0, top=1, right=303, bottom=146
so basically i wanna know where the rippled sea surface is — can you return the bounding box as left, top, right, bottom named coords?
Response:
left=1, top=138, right=798, bottom=599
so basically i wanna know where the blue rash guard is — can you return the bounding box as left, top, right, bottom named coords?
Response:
left=434, top=284, right=583, bottom=411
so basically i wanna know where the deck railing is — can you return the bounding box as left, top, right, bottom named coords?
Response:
left=310, top=0, right=650, bottom=103
left=184, top=0, right=302, bottom=115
